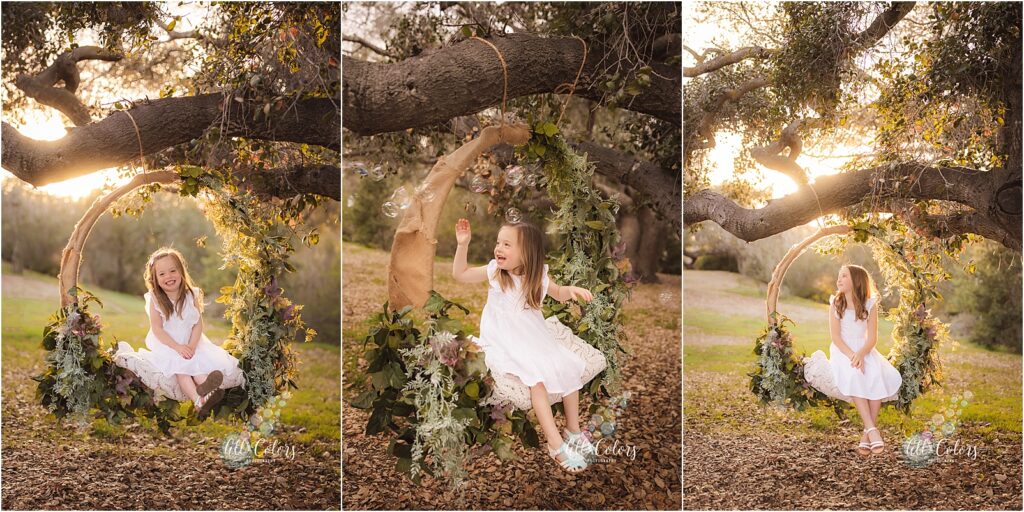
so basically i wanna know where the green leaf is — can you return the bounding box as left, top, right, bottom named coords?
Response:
left=349, top=390, right=377, bottom=409
left=167, top=19, right=177, bottom=31
left=585, top=220, right=605, bottom=230
left=464, top=380, right=479, bottom=399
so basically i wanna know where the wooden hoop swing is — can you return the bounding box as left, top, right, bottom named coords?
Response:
left=53, top=169, right=246, bottom=406
left=757, top=223, right=942, bottom=410
left=765, top=224, right=852, bottom=325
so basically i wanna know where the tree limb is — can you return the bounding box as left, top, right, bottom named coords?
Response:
left=343, top=33, right=680, bottom=135
left=1, top=94, right=339, bottom=187
left=852, top=2, right=916, bottom=50
left=575, top=141, right=680, bottom=231
left=683, top=163, right=1018, bottom=246
left=343, top=34, right=393, bottom=59
left=15, top=46, right=123, bottom=126
left=749, top=119, right=811, bottom=185
left=690, top=77, right=770, bottom=151
left=684, top=46, right=772, bottom=78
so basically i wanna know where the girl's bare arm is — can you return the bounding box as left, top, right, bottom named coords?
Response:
left=149, top=299, right=183, bottom=349
left=187, top=294, right=204, bottom=349
left=546, top=275, right=594, bottom=303
left=452, top=218, right=488, bottom=283
left=859, top=301, right=880, bottom=355
left=828, top=306, right=856, bottom=358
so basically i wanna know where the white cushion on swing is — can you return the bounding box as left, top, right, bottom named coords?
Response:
left=113, top=341, right=246, bottom=402
left=802, top=350, right=898, bottom=403
left=472, top=316, right=607, bottom=411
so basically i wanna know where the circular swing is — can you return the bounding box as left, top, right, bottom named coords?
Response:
left=37, top=169, right=306, bottom=428
left=752, top=223, right=946, bottom=412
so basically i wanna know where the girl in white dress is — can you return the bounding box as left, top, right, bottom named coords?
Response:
left=828, top=264, right=902, bottom=455
left=452, top=218, right=597, bottom=473
left=139, top=248, right=241, bottom=417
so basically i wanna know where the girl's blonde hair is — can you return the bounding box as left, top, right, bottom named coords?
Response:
left=834, top=264, right=875, bottom=321
left=144, top=247, right=203, bottom=318
left=493, top=221, right=546, bottom=309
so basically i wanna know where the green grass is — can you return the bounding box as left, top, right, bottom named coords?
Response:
left=2, top=266, right=339, bottom=443
left=684, top=269, right=1022, bottom=436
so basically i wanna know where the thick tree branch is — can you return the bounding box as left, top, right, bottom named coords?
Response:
left=576, top=141, right=680, bottom=231
left=750, top=119, right=811, bottom=185
left=239, top=164, right=340, bottom=200
left=684, top=163, right=1020, bottom=247
left=343, top=33, right=680, bottom=135
left=1, top=94, right=339, bottom=187
left=906, top=208, right=1019, bottom=251
left=684, top=46, right=772, bottom=78
left=691, top=77, right=770, bottom=151
left=15, top=46, right=123, bottom=126
left=852, top=2, right=916, bottom=50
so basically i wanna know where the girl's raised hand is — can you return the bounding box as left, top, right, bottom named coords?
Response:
left=568, top=286, right=594, bottom=302
left=455, top=218, right=472, bottom=246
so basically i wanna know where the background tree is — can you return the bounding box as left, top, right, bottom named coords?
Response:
left=2, top=2, right=340, bottom=199
left=684, top=2, right=1021, bottom=252
left=342, top=2, right=682, bottom=282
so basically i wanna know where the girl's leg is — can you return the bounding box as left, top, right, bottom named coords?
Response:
left=530, top=383, right=562, bottom=451
left=192, top=374, right=208, bottom=387
left=562, top=390, right=582, bottom=434
left=176, top=374, right=200, bottom=403
left=869, top=399, right=882, bottom=426
left=851, top=396, right=874, bottom=429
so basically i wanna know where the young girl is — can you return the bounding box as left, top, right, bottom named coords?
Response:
left=452, top=218, right=598, bottom=473
left=139, top=248, right=241, bottom=417
left=828, top=264, right=902, bottom=455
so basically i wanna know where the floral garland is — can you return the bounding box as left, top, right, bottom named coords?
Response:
left=749, top=219, right=954, bottom=413
left=351, top=293, right=539, bottom=488
left=34, top=169, right=317, bottom=431
left=524, top=121, right=633, bottom=397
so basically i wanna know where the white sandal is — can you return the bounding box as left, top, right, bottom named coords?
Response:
left=565, top=429, right=598, bottom=461
left=865, top=427, right=885, bottom=454
left=856, top=430, right=872, bottom=456
left=548, top=441, right=588, bottom=473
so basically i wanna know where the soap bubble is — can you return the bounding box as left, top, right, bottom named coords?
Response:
left=415, top=184, right=435, bottom=202
left=524, top=172, right=539, bottom=187
left=470, top=174, right=489, bottom=193
left=600, top=421, right=615, bottom=436
left=369, top=164, right=387, bottom=181
left=346, top=195, right=356, bottom=208
left=381, top=201, right=399, bottom=218
left=390, top=186, right=412, bottom=209
left=505, top=165, right=526, bottom=187
left=347, top=161, right=369, bottom=177
left=659, top=291, right=675, bottom=304
left=505, top=207, right=522, bottom=223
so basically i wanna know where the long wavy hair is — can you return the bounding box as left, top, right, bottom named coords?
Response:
left=833, top=264, right=875, bottom=321
left=144, top=247, right=203, bottom=318
left=493, top=221, right=546, bottom=310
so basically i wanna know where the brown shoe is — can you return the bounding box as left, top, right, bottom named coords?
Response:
left=196, top=371, right=223, bottom=396
left=197, top=388, right=225, bottom=419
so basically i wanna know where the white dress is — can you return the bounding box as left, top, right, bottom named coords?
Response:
left=138, top=290, right=242, bottom=377
left=826, top=295, right=902, bottom=401
left=475, top=260, right=587, bottom=397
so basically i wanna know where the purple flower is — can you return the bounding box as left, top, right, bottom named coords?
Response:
left=623, top=272, right=639, bottom=284
left=490, top=402, right=512, bottom=423
left=611, top=241, right=627, bottom=259
left=263, top=276, right=281, bottom=298
left=279, top=303, right=296, bottom=322
left=914, top=305, right=927, bottom=322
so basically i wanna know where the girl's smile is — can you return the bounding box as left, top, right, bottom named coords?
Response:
left=154, top=257, right=182, bottom=295
left=494, top=226, right=523, bottom=273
